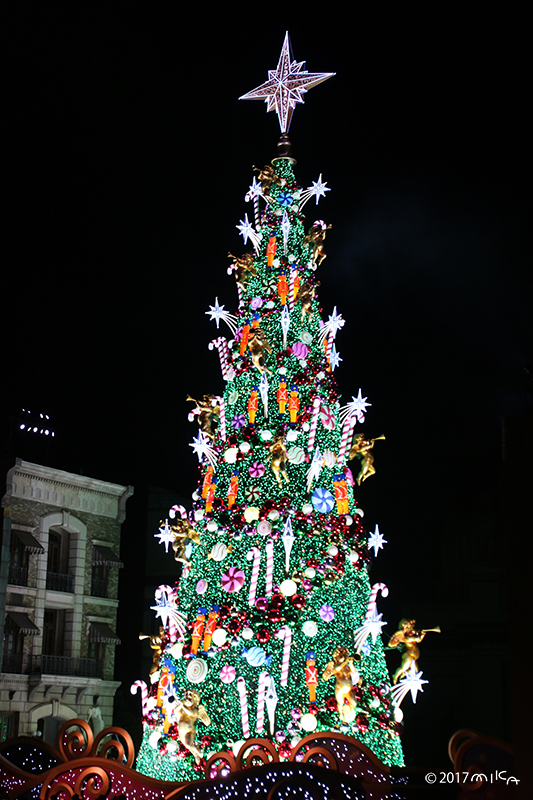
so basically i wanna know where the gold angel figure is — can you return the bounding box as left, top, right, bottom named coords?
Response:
left=170, top=520, right=202, bottom=565
left=269, top=432, right=289, bottom=488
left=348, top=433, right=386, bottom=485
left=139, top=627, right=164, bottom=675
left=304, top=222, right=332, bottom=269
left=248, top=327, right=272, bottom=373
left=296, top=280, right=320, bottom=324
left=322, top=646, right=361, bottom=723
left=388, top=619, right=441, bottom=684
left=252, top=164, right=282, bottom=198
left=174, top=690, right=211, bottom=764
left=186, top=394, right=220, bottom=440
left=228, top=252, right=256, bottom=290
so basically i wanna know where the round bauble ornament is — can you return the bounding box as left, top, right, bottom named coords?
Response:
left=218, top=605, right=231, bottom=620
left=279, top=742, right=292, bottom=759
left=194, top=509, right=204, bottom=521
left=241, top=626, right=254, bottom=640
left=206, top=520, right=218, bottom=533
left=149, top=731, right=161, bottom=749
left=279, top=579, right=297, bottom=597
left=243, top=507, right=260, bottom=523
left=302, top=620, right=317, bottom=637
left=354, top=508, right=364, bottom=518
left=301, top=503, right=313, bottom=515
left=348, top=550, right=360, bottom=564
left=270, top=592, right=285, bottom=608
left=257, top=627, right=271, bottom=644
left=356, top=713, right=369, bottom=731
left=226, top=619, right=241, bottom=635
left=212, top=628, right=227, bottom=647
left=168, top=642, right=183, bottom=660
left=260, top=430, right=273, bottom=441
left=304, top=567, right=316, bottom=579
left=268, top=508, right=280, bottom=521
left=166, top=739, right=178, bottom=754
left=299, top=713, right=318, bottom=732
left=267, top=607, right=282, bottom=624
left=187, top=658, right=207, bottom=684
left=228, top=390, right=239, bottom=405
left=300, top=331, right=312, bottom=345
left=249, top=462, right=265, bottom=478
left=196, top=578, right=208, bottom=594
left=327, top=544, right=338, bottom=557
left=255, top=597, right=268, bottom=612
left=345, top=514, right=354, bottom=525
left=393, top=706, right=404, bottom=722
left=286, top=429, right=298, bottom=442
left=290, top=593, right=305, bottom=610
left=257, top=520, right=272, bottom=536
left=239, top=441, right=251, bottom=453
left=325, top=696, right=338, bottom=713
left=224, top=447, right=238, bottom=464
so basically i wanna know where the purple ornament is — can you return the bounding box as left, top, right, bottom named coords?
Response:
left=232, top=413, right=246, bottom=429
left=250, top=297, right=263, bottom=310
left=319, top=603, right=335, bottom=622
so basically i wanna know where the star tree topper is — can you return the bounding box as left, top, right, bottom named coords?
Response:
left=239, top=32, right=335, bottom=133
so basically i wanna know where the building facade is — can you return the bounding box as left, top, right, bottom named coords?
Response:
left=0, top=459, right=133, bottom=744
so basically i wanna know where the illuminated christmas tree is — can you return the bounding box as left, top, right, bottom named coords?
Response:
left=132, top=33, right=421, bottom=783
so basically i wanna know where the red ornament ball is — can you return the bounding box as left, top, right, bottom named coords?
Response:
left=267, top=608, right=282, bottom=624
left=356, top=714, right=369, bottom=731
left=227, top=619, right=241, bottom=634
left=257, top=627, right=271, bottom=644
left=278, top=743, right=292, bottom=759
left=290, top=593, right=305, bottom=610
left=255, top=597, right=268, bottom=612
left=270, top=593, right=285, bottom=609
left=219, top=605, right=231, bottom=620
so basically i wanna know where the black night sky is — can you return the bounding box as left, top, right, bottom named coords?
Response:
left=3, top=8, right=531, bottom=770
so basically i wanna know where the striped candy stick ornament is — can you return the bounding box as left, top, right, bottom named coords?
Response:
left=247, top=546, right=261, bottom=607
left=307, top=396, right=322, bottom=452
left=237, top=676, right=250, bottom=738
left=265, top=539, right=274, bottom=597
left=255, top=670, right=268, bottom=734
left=130, top=680, right=149, bottom=715
left=337, top=413, right=357, bottom=466
left=365, top=583, right=389, bottom=620
left=208, top=337, right=235, bottom=380
left=215, top=395, right=226, bottom=440
left=275, top=625, right=292, bottom=687
left=168, top=504, right=187, bottom=520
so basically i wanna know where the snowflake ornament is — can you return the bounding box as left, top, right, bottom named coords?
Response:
left=368, top=524, right=387, bottom=557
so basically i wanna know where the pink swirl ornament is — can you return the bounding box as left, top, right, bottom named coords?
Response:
left=257, top=520, right=272, bottom=536
left=319, top=603, right=335, bottom=621
left=249, top=461, right=265, bottom=477
left=220, top=665, right=236, bottom=684
left=221, top=567, right=245, bottom=593
left=291, top=341, right=309, bottom=360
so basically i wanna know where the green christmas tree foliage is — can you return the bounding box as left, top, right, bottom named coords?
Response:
left=134, top=158, right=404, bottom=783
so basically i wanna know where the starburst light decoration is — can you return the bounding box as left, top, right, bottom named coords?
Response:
left=150, top=589, right=187, bottom=639
left=299, top=174, right=331, bottom=210
left=205, top=297, right=238, bottom=334
left=154, top=519, right=175, bottom=554
left=318, top=306, right=345, bottom=344
left=368, top=523, right=387, bottom=557
left=389, top=666, right=429, bottom=706
left=340, top=388, right=372, bottom=423
left=353, top=607, right=387, bottom=652
left=239, top=32, right=335, bottom=133
left=189, top=431, right=218, bottom=467
left=236, top=213, right=261, bottom=250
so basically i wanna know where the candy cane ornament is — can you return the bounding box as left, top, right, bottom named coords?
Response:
left=265, top=539, right=274, bottom=597
left=307, top=396, right=322, bottom=452
left=237, top=677, right=250, bottom=738
left=168, top=504, right=187, bottom=520
left=208, top=337, right=235, bottom=380
left=247, top=546, right=261, bottom=607
left=256, top=670, right=268, bottom=734
left=366, top=583, right=389, bottom=620
left=130, top=680, right=149, bottom=715
left=337, top=413, right=358, bottom=465
left=275, top=626, right=292, bottom=686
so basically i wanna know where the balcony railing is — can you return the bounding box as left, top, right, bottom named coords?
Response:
left=46, top=572, right=74, bottom=593
left=8, top=566, right=28, bottom=586
left=1, top=654, right=23, bottom=674
left=91, top=577, right=109, bottom=598
left=31, top=655, right=103, bottom=679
